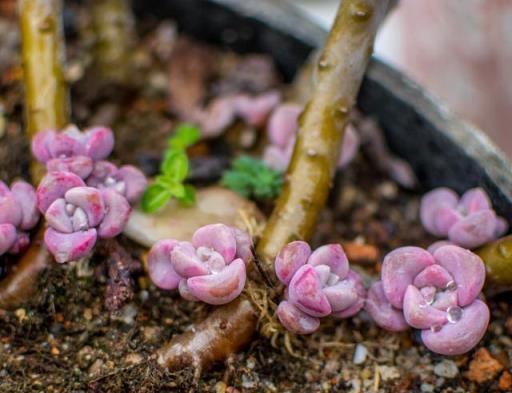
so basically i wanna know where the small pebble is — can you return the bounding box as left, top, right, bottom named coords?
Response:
left=378, top=365, right=400, bottom=381
left=353, top=343, right=368, bottom=365
left=434, top=360, right=458, bottom=378
left=420, top=383, right=435, bottom=393
left=465, top=348, right=503, bottom=383
left=499, top=370, right=512, bottom=391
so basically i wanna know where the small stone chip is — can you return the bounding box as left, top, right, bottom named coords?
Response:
left=433, top=360, right=458, bottom=378
left=353, top=343, right=368, bottom=365
left=498, top=370, right=512, bottom=391
left=465, top=348, right=503, bottom=383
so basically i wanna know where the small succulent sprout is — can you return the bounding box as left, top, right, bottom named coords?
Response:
left=420, top=187, right=508, bottom=249
left=0, top=180, right=40, bottom=255
left=37, top=171, right=131, bottom=263
left=147, top=223, right=252, bottom=305
left=366, top=245, right=489, bottom=355
left=263, top=103, right=360, bottom=172
left=32, top=125, right=114, bottom=179
left=275, top=241, right=366, bottom=334
left=87, top=160, right=147, bottom=204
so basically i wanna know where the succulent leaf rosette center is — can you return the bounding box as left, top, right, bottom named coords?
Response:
left=148, top=224, right=252, bottom=305
left=366, top=245, right=489, bottom=355
left=275, top=241, right=366, bottom=334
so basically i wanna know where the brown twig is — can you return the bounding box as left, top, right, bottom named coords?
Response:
left=98, top=239, right=141, bottom=313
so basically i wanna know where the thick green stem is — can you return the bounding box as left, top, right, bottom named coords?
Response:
left=91, top=0, right=135, bottom=83
left=0, top=0, right=70, bottom=309
left=476, top=235, right=512, bottom=287
left=256, top=0, right=391, bottom=279
left=19, top=0, right=70, bottom=182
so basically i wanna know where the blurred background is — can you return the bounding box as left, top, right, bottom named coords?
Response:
left=288, top=0, right=512, bottom=158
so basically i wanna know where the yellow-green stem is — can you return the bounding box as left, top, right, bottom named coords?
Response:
left=256, top=0, right=391, bottom=280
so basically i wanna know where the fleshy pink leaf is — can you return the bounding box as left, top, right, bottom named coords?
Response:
left=331, top=270, right=366, bottom=318
left=97, top=190, right=131, bottom=238
left=31, top=130, right=56, bottom=162
left=381, top=246, right=435, bottom=309
left=45, top=198, right=73, bottom=233
left=308, top=244, right=349, bottom=279
left=10, top=181, right=40, bottom=230
left=277, top=300, right=320, bottom=335
left=170, top=241, right=210, bottom=278
left=421, top=300, right=489, bottom=356
left=275, top=241, right=311, bottom=285
left=434, top=245, right=485, bottom=307
left=0, top=223, right=17, bottom=254
left=64, top=187, right=105, bottom=227
left=44, top=227, right=97, bottom=263
left=147, top=239, right=181, bottom=290
left=37, top=171, right=85, bottom=213
left=192, top=223, right=237, bottom=263
left=47, top=156, right=94, bottom=179
left=288, top=265, right=331, bottom=318
left=413, top=264, right=453, bottom=289
left=322, top=279, right=358, bottom=312
left=402, top=285, right=447, bottom=329
left=84, top=127, right=114, bottom=160
left=0, top=188, right=21, bottom=227
left=448, top=210, right=497, bottom=249
left=116, top=165, right=147, bottom=203
left=365, top=281, right=409, bottom=332
left=231, top=227, right=253, bottom=264
left=420, top=188, right=458, bottom=236
left=459, top=188, right=491, bottom=214
left=186, top=258, right=246, bottom=305
left=338, top=124, right=360, bottom=169
left=267, top=104, right=301, bottom=148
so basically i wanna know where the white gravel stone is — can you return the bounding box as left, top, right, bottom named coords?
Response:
left=434, top=359, right=459, bottom=378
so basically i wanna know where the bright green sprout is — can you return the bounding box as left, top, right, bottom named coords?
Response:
left=141, top=124, right=199, bottom=213
left=221, top=155, right=283, bottom=201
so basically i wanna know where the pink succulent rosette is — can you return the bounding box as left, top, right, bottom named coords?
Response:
left=37, top=171, right=131, bottom=263
left=262, top=103, right=360, bottom=172
left=147, top=224, right=252, bottom=305
left=366, top=245, right=489, bottom=356
left=275, top=241, right=366, bottom=335
left=420, top=187, right=508, bottom=249
left=86, top=161, right=147, bottom=204
left=0, top=180, right=40, bottom=255
left=32, top=125, right=114, bottom=179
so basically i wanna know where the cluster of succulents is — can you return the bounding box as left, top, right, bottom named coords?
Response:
left=275, top=241, right=366, bottom=334
left=0, top=180, right=40, bottom=256
left=420, top=187, right=508, bottom=249
left=262, top=103, right=360, bottom=172
left=32, top=125, right=147, bottom=263
left=147, top=224, right=252, bottom=305
left=366, top=245, right=489, bottom=355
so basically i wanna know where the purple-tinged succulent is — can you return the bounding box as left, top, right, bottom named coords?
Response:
left=86, top=161, right=147, bottom=204
left=36, top=171, right=131, bottom=263
left=420, top=187, right=508, bottom=249
left=194, top=91, right=281, bottom=138
left=275, top=241, right=366, bottom=334
left=0, top=180, right=40, bottom=255
left=147, top=224, right=252, bottom=305
left=366, top=245, right=489, bottom=355
left=262, top=103, right=360, bottom=172
left=32, top=125, right=114, bottom=179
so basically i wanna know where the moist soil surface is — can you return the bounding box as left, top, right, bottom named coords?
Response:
left=1, top=5, right=511, bottom=393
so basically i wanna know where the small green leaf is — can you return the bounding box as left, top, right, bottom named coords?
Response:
left=221, top=155, right=283, bottom=201
left=141, top=183, right=172, bottom=213
left=160, top=150, right=189, bottom=181
left=168, top=123, right=201, bottom=150
left=179, top=185, right=196, bottom=206
left=167, top=182, right=186, bottom=198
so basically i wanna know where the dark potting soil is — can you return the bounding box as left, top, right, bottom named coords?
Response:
left=0, top=6, right=511, bottom=393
